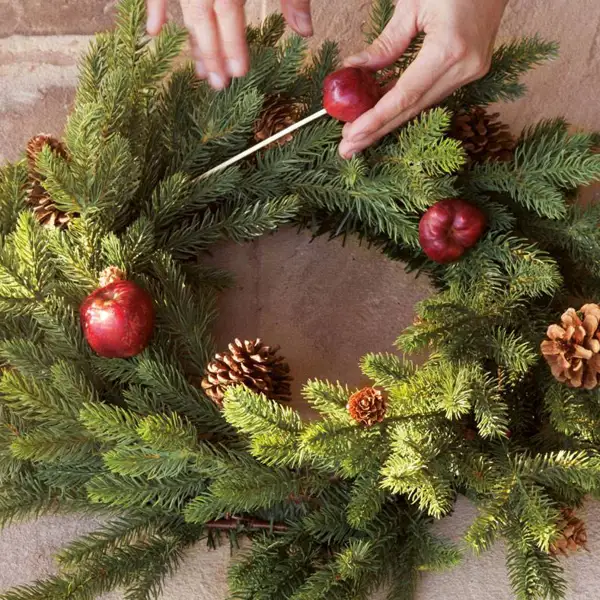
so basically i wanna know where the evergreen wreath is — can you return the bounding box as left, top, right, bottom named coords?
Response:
left=0, top=1, right=599, bottom=599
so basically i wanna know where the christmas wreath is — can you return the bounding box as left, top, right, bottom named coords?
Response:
left=1, top=1, right=600, bottom=599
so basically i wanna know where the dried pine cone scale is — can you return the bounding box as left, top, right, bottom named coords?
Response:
left=452, top=107, right=516, bottom=165
left=202, top=338, right=292, bottom=405
left=549, top=508, right=588, bottom=556
left=26, top=133, right=68, bottom=167
left=254, top=95, right=303, bottom=148
left=541, top=304, right=600, bottom=389
left=347, top=387, right=387, bottom=426
left=25, top=134, right=71, bottom=229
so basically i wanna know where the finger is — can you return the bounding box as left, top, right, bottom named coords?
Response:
left=182, top=0, right=229, bottom=89
left=343, top=36, right=464, bottom=142
left=338, top=84, right=449, bottom=158
left=344, top=8, right=417, bottom=70
left=189, top=38, right=207, bottom=78
left=281, top=0, right=313, bottom=37
left=146, top=0, right=167, bottom=35
left=339, top=66, right=471, bottom=159
left=214, top=0, right=249, bottom=78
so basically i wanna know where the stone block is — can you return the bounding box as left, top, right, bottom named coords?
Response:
left=0, top=0, right=185, bottom=37
left=0, top=514, right=120, bottom=600
left=496, top=0, right=600, bottom=131
left=0, top=35, right=90, bottom=163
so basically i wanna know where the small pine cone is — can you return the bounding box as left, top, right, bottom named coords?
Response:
left=452, top=107, right=516, bottom=165
left=347, top=387, right=387, bottom=426
left=99, top=266, right=126, bottom=288
left=201, top=338, right=292, bottom=406
left=25, top=134, right=71, bottom=229
left=26, top=134, right=68, bottom=172
left=549, top=508, right=589, bottom=557
left=541, top=304, right=600, bottom=389
left=254, top=96, right=303, bottom=148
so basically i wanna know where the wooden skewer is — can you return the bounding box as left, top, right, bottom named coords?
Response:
left=198, top=108, right=328, bottom=180
left=205, top=518, right=288, bottom=532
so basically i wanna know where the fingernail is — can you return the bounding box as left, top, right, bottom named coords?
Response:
left=195, top=62, right=207, bottom=78
left=339, top=143, right=356, bottom=159
left=208, top=72, right=227, bottom=90
left=345, top=52, right=369, bottom=66
left=293, top=11, right=313, bottom=37
left=227, top=59, right=245, bottom=78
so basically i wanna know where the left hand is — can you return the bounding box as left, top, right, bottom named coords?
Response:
left=146, top=0, right=313, bottom=90
left=339, top=0, right=508, bottom=158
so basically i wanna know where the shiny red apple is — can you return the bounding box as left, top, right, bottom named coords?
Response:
left=419, top=198, right=486, bottom=264
left=323, top=67, right=382, bottom=122
left=80, top=280, right=155, bottom=358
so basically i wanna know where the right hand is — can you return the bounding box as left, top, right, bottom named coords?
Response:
left=146, top=0, right=313, bottom=90
left=339, top=0, right=508, bottom=158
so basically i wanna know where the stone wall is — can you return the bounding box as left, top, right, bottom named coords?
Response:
left=0, top=1, right=599, bottom=598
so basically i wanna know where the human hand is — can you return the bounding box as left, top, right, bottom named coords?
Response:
left=146, top=0, right=313, bottom=90
left=339, top=0, right=508, bottom=158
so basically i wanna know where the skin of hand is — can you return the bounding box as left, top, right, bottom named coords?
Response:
left=339, top=0, right=509, bottom=158
left=146, top=0, right=313, bottom=90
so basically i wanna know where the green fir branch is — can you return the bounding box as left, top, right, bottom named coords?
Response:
left=452, top=37, right=559, bottom=108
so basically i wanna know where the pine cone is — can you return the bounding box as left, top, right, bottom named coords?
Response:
left=254, top=96, right=303, bottom=148
left=541, top=304, right=600, bottom=389
left=549, top=508, right=588, bottom=556
left=452, top=107, right=516, bottom=165
left=25, top=134, right=71, bottom=229
left=201, top=338, right=292, bottom=406
left=347, top=387, right=387, bottom=426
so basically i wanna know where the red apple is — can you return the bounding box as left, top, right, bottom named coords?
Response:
left=80, top=280, right=155, bottom=358
left=419, top=199, right=486, bottom=264
left=323, top=67, right=382, bottom=123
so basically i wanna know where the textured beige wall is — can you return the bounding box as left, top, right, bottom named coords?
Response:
left=0, top=0, right=599, bottom=598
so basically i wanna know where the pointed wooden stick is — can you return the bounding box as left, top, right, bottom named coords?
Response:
left=205, top=518, right=288, bottom=532
left=198, top=108, right=328, bottom=180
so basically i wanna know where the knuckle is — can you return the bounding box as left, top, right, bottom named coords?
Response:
left=372, top=34, right=396, bottom=58
left=199, top=50, right=221, bottom=66
left=458, top=54, right=491, bottom=84
left=443, top=37, right=469, bottom=64
left=393, top=88, right=421, bottom=112
left=469, top=54, right=491, bottom=79
left=365, top=114, right=386, bottom=134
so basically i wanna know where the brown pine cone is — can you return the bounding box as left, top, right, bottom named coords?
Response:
left=541, top=304, right=600, bottom=389
left=347, top=387, right=387, bottom=426
left=549, top=508, right=588, bottom=556
left=201, top=338, right=292, bottom=406
left=25, top=134, right=71, bottom=229
left=26, top=134, right=67, bottom=168
left=452, top=107, right=516, bottom=165
left=254, top=95, right=303, bottom=148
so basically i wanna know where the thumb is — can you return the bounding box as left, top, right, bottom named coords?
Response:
left=345, top=11, right=417, bottom=70
left=281, top=0, right=313, bottom=37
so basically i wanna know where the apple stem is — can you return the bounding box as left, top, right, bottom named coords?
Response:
left=198, top=108, right=328, bottom=181
left=98, top=266, right=126, bottom=288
